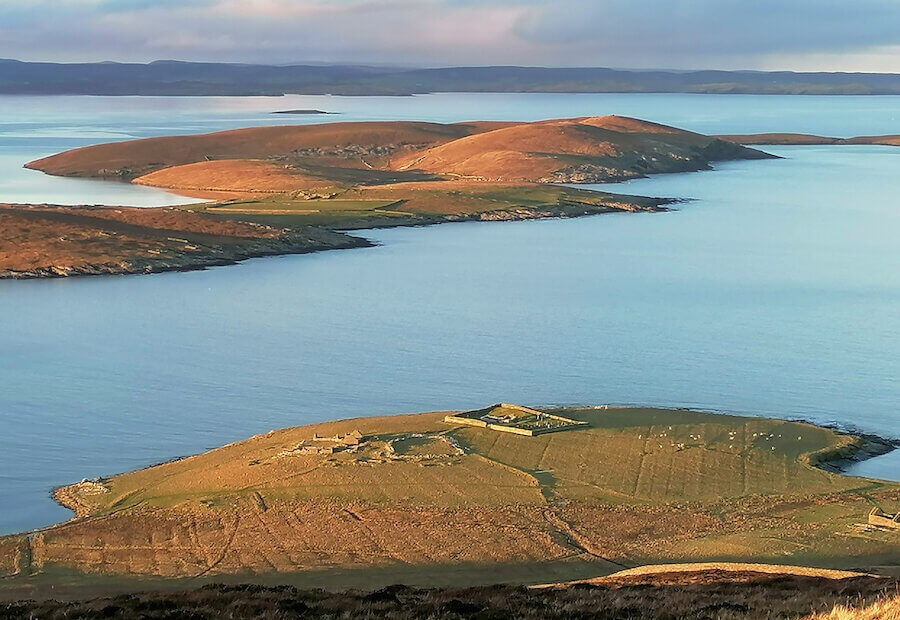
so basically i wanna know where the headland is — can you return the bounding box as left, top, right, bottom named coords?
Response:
left=1, top=405, right=896, bottom=601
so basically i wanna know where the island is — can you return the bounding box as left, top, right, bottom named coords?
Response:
left=5, top=60, right=900, bottom=96
left=4, top=116, right=773, bottom=279
left=718, top=133, right=900, bottom=146
left=272, top=109, right=336, bottom=115
left=1, top=404, right=896, bottom=602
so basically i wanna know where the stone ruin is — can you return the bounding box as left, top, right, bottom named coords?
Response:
left=868, top=508, right=900, bottom=530
left=281, top=430, right=363, bottom=456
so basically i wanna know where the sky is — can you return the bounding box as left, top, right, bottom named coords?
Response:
left=1, top=0, right=899, bottom=72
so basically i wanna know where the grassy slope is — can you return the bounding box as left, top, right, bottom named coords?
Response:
left=1, top=408, right=896, bottom=586
left=0, top=205, right=366, bottom=277
left=63, top=408, right=872, bottom=514
left=190, top=183, right=666, bottom=229
left=25, top=121, right=490, bottom=179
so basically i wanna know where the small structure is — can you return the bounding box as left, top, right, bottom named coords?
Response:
left=445, top=403, right=586, bottom=437
left=314, top=430, right=362, bottom=446
left=284, top=431, right=363, bottom=456
left=869, top=508, right=900, bottom=530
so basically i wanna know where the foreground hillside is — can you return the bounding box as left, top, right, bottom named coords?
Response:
left=3, top=573, right=899, bottom=619
left=1, top=407, right=896, bottom=596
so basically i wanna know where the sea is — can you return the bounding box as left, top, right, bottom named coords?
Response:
left=0, top=93, right=897, bottom=534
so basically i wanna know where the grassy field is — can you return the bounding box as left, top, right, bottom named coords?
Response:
left=0, top=407, right=896, bottom=589
left=185, top=183, right=666, bottom=229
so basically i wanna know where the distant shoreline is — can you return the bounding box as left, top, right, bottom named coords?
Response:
left=3, top=60, right=900, bottom=96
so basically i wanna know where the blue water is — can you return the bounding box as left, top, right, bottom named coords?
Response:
left=0, top=94, right=898, bottom=534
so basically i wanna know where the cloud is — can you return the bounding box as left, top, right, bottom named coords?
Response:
left=0, top=0, right=898, bottom=71
left=514, top=0, right=900, bottom=64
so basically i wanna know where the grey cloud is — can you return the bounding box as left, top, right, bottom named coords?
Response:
left=514, top=0, right=900, bottom=55
left=0, top=0, right=898, bottom=70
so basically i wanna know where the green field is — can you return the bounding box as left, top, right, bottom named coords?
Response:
left=182, top=184, right=664, bottom=229
left=208, top=198, right=403, bottom=214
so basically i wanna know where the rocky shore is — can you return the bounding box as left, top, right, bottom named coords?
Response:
left=0, top=228, right=370, bottom=280
left=0, top=193, right=669, bottom=279
left=0, top=204, right=370, bottom=280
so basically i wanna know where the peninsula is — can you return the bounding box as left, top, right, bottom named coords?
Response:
left=0, top=405, right=896, bottom=601
left=718, top=133, right=900, bottom=146
left=5, top=116, right=769, bottom=278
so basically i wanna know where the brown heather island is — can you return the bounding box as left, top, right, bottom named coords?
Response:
left=718, top=133, right=900, bottom=146
left=0, top=204, right=367, bottom=278
left=2, top=116, right=775, bottom=279
left=1, top=405, right=897, bottom=613
left=6, top=118, right=900, bottom=280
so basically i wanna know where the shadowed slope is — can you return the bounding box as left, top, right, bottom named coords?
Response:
left=2, top=575, right=898, bottom=618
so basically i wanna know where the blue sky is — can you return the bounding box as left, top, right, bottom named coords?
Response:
left=1, top=0, right=898, bottom=71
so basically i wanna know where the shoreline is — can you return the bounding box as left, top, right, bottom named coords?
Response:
left=0, top=230, right=372, bottom=280
left=4, top=115, right=769, bottom=280
left=0, top=195, right=671, bottom=280
left=2, top=405, right=896, bottom=595
left=807, top=430, right=898, bottom=475
left=45, top=407, right=898, bottom=523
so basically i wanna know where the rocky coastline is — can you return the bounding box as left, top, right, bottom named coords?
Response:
left=0, top=229, right=370, bottom=280
left=0, top=195, right=670, bottom=280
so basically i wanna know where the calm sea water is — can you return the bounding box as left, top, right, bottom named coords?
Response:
left=0, top=94, right=898, bottom=534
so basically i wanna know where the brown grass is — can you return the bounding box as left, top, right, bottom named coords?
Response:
left=0, top=204, right=361, bottom=276
left=578, top=115, right=688, bottom=134
left=26, top=121, right=489, bottom=179
left=2, top=575, right=898, bottom=618
left=133, top=159, right=339, bottom=196
left=389, top=116, right=741, bottom=182
left=806, top=595, right=900, bottom=619
left=29, top=116, right=768, bottom=191
left=808, top=596, right=900, bottom=620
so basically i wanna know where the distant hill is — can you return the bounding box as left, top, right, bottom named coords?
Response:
left=3, top=59, right=900, bottom=95
left=27, top=115, right=769, bottom=185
